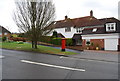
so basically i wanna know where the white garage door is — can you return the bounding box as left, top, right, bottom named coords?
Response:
left=105, top=39, right=118, bottom=51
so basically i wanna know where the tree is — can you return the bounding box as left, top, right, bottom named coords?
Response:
left=52, top=31, right=58, bottom=38
left=13, top=0, right=55, bottom=49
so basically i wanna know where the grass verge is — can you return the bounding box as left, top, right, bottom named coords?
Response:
left=0, top=42, right=78, bottom=55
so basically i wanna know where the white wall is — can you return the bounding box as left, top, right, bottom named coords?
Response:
left=48, top=27, right=76, bottom=38
left=55, top=27, right=76, bottom=38
left=82, top=33, right=120, bottom=39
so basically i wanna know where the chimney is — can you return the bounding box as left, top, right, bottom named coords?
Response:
left=90, top=10, right=93, bottom=17
left=65, top=15, right=68, bottom=20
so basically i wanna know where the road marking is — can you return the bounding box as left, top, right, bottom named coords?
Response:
left=21, top=60, right=85, bottom=72
left=0, top=55, right=4, bottom=59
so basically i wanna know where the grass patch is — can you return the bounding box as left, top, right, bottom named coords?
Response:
left=0, top=42, right=78, bottom=55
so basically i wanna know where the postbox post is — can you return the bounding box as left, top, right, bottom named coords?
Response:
left=61, top=38, right=66, bottom=51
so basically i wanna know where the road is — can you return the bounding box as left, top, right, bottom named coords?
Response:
left=0, top=49, right=119, bottom=79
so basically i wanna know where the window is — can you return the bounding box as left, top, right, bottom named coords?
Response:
left=76, top=40, right=82, bottom=45
left=0, top=32, right=2, bottom=35
left=106, top=23, right=116, bottom=31
left=76, top=28, right=84, bottom=33
left=54, top=21, right=56, bottom=24
left=92, top=28, right=97, bottom=32
left=65, top=27, right=71, bottom=32
left=86, top=39, right=90, bottom=45
left=4, top=33, right=7, bottom=35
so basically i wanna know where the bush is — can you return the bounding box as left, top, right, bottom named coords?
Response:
left=66, top=38, right=73, bottom=46
left=0, top=37, right=2, bottom=42
left=2, top=36, right=7, bottom=41
left=39, top=36, right=73, bottom=46
left=9, top=37, right=26, bottom=42
left=17, top=41, right=24, bottom=44
left=39, top=36, right=52, bottom=44
left=51, top=38, right=61, bottom=45
left=51, top=38, right=73, bottom=46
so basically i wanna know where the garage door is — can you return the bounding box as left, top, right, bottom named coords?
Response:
left=104, top=39, right=118, bottom=51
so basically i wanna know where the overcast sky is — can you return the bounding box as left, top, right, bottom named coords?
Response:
left=0, top=0, right=120, bottom=33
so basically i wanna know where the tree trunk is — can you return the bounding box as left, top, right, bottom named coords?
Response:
left=34, top=41, right=37, bottom=49
left=32, top=41, right=35, bottom=48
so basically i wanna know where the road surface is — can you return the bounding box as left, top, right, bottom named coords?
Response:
left=0, top=49, right=118, bottom=79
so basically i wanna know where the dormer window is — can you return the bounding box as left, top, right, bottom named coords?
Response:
left=106, top=23, right=116, bottom=32
left=92, top=28, right=97, bottom=32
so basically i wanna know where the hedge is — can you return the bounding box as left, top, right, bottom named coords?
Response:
left=9, top=37, right=26, bottom=42
left=51, top=38, right=73, bottom=46
left=39, top=36, right=52, bottom=44
left=39, top=36, right=73, bottom=46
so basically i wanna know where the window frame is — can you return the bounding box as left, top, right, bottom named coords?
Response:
left=65, top=27, right=71, bottom=32
left=106, top=23, right=116, bottom=32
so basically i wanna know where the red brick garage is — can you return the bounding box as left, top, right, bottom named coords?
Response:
left=82, top=39, right=104, bottom=50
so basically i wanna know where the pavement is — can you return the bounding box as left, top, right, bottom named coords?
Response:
left=68, top=50, right=119, bottom=63
left=40, top=45, right=119, bottom=63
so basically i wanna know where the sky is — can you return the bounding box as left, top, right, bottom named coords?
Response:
left=0, top=0, right=120, bottom=33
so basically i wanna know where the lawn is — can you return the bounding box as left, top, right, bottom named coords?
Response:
left=0, top=42, right=78, bottom=55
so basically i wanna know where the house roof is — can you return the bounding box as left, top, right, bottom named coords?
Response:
left=0, top=25, right=11, bottom=33
left=99, top=17, right=120, bottom=24
left=53, top=18, right=74, bottom=28
left=72, top=16, right=103, bottom=27
left=52, top=16, right=103, bottom=29
left=82, top=17, right=120, bottom=35
left=82, top=27, right=105, bottom=35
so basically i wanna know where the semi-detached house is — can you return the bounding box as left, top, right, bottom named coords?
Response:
left=49, top=10, right=120, bottom=51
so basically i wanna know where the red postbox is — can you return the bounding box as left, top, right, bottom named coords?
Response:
left=61, top=38, right=66, bottom=51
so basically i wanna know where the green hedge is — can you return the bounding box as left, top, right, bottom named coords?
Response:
left=39, top=36, right=73, bottom=46
left=66, top=38, right=73, bottom=46
left=51, top=38, right=61, bottom=45
left=39, top=36, right=52, bottom=44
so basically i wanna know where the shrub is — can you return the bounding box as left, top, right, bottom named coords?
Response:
left=66, top=38, right=73, bottom=46
left=52, top=31, right=58, bottom=38
left=51, top=38, right=61, bottom=45
left=39, top=36, right=73, bottom=46
left=0, top=37, right=2, bottom=42
left=17, top=41, right=24, bottom=44
left=39, top=36, right=52, bottom=44
left=51, top=38, right=73, bottom=46
left=9, top=37, right=26, bottom=42
left=2, top=36, right=7, bottom=41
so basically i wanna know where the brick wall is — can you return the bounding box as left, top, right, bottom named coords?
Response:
left=82, top=39, right=104, bottom=50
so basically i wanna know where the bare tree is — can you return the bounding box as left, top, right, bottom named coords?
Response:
left=13, top=0, right=55, bottom=49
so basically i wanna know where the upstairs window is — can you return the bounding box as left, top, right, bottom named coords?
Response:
left=76, top=28, right=84, bottom=33
left=65, top=27, right=71, bottom=32
left=106, top=23, right=116, bottom=32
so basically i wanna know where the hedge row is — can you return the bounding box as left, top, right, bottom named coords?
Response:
left=9, top=37, right=26, bottom=42
left=39, top=36, right=73, bottom=46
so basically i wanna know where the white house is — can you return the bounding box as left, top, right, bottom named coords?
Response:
left=49, top=10, right=120, bottom=51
